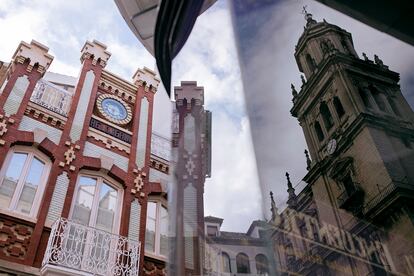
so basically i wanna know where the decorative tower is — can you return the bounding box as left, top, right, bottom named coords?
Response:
left=171, top=81, right=211, bottom=276
left=290, top=10, right=414, bottom=275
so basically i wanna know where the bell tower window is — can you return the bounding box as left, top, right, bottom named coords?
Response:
left=320, top=102, right=334, bottom=130
left=306, top=54, right=316, bottom=73
left=333, top=96, right=345, bottom=118
left=314, top=121, right=325, bottom=142
left=370, top=86, right=387, bottom=111
left=388, top=96, right=401, bottom=116
left=359, top=88, right=372, bottom=109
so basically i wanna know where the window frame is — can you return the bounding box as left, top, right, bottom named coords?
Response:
left=0, top=146, right=51, bottom=221
left=221, top=251, right=232, bottom=273
left=145, top=197, right=168, bottom=260
left=69, top=171, right=124, bottom=235
left=236, top=252, right=251, bottom=274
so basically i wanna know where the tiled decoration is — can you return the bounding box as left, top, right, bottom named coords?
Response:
left=4, top=75, right=29, bottom=116
left=128, top=199, right=141, bottom=242
left=70, top=70, right=95, bottom=142
left=136, top=97, right=149, bottom=169
left=18, top=115, right=62, bottom=144
left=46, top=172, right=69, bottom=227
left=83, top=141, right=129, bottom=172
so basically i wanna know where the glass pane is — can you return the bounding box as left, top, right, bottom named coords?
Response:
left=95, top=182, right=118, bottom=232
left=145, top=202, right=157, bottom=253
left=16, top=157, right=45, bottom=214
left=0, top=153, right=27, bottom=209
left=160, top=206, right=168, bottom=256
left=147, top=201, right=156, bottom=219
left=72, top=176, right=96, bottom=225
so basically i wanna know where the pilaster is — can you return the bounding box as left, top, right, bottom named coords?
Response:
left=123, top=67, right=159, bottom=274
left=25, top=40, right=111, bottom=266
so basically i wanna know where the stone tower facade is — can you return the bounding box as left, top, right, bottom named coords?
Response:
left=274, top=11, right=414, bottom=275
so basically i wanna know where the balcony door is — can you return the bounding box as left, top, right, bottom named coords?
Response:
left=71, top=175, right=121, bottom=233
left=65, top=174, right=123, bottom=274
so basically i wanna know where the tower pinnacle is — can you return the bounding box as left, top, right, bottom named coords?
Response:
left=286, top=172, right=297, bottom=208
left=302, top=6, right=317, bottom=27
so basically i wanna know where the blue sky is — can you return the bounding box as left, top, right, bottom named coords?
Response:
left=1, top=0, right=413, bottom=232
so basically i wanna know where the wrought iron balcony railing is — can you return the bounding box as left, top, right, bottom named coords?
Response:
left=30, top=79, right=73, bottom=117
left=42, top=218, right=140, bottom=276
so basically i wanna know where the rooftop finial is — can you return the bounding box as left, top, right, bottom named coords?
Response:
left=286, top=172, right=297, bottom=208
left=291, top=84, right=298, bottom=97
left=305, top=149, right=311, bottom=170
left=302, top=5, right=317, bottom=27
left=270, top=191, right=281, bottom=226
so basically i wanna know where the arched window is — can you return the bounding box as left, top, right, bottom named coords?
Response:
left=314, top=121, right=324, bottom=142
left=221, top=252, right=231, bottom=273
left=255, top=254, right=269, bottom=275
left=70, top=173, right=123, bottom=234
left=0, top=146, right=51, bottom=218
left=359, top=87, right=372, bottom=109
left=388, top=96, right=401, bottom=116
left=320, top=102, right=334, bottom=130
left=370, top=86, right=387, bottom=110
left=236, top=253, right=250, bottom=273
left=306, top=54, right=316, bottom=73
left=333, top=96, right=345, bottom=118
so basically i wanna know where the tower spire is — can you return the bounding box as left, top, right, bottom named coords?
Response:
left=286, top=172, right=297, bottom=208
left=270, top=191, right=281, bottom=226
left=305, top=149, right=311, bottom=170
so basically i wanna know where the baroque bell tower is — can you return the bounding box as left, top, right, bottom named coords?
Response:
left=290, top=9, right=414, bottom=275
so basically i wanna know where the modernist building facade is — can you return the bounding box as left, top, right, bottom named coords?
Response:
left=0, top=39, right=170, bottom=275
left=270, top=12, right=414, bottom=275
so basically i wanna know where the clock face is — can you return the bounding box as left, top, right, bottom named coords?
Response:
left=101, top=98, right=128, bottom=120
left=327, top=139, right=337, bottom=155
left=96, top=94, right=132, bottom=125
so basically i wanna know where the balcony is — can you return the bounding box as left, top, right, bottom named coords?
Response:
left=41, top=218, right=140, bottom=276
left=30, top=79, right=73, bottom=117
left=337, top=185, right=364, bottom=211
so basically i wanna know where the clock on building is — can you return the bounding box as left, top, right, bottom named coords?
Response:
left=96, top=94, right=132, bottom=125
left=327, top=139, right=337, bottom=155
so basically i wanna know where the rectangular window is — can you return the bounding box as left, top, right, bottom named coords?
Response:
left=207, top=225, right=218, bottom=237
left=145, top=200, right=168, bottom=257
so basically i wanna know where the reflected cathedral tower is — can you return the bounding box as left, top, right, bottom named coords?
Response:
left=273, top=9, right=414, bottom=275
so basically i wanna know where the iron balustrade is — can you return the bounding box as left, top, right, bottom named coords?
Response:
left=30, top=79, right=73, bottom=117
left=42, top=218, right=140, bottom=276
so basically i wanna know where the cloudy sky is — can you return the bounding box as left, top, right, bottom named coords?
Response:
left=1, top=0, right=413, bottom=232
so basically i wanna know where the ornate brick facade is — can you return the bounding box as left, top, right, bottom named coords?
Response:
left=0, top=39, right=167, bottom=275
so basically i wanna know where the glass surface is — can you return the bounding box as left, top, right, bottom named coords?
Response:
left=16, top=157, right=45, bottom=214
left=101, top=98, right=128, bottom=120
left=222, top=253, right=231, bottom=273
left=72, top=176, right=96, bottom=225
left=160, top=205, right=168, bottom=256
left=145, top=202, right=157, bottom=253
left=0, top=153, right=27, bottom=209
left=96, top=182, right=118, bottom=232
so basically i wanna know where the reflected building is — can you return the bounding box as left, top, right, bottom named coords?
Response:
left=204, top=216, right=273, bottom=275
left=271, top=11, right=414, bottom=275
